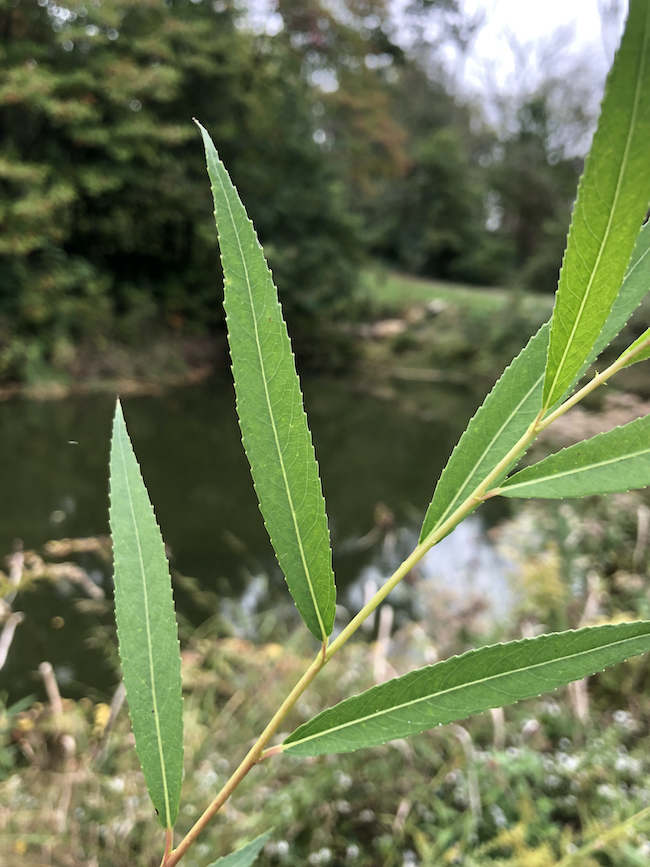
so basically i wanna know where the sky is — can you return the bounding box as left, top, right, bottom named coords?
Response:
left=441, top=0, right=628, bottom=94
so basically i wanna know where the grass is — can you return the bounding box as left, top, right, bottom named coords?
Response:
left=358, top=265, right=554, bottom=319
left=352, top=267, right=554, bottom=392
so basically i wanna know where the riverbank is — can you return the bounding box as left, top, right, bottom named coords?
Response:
left=3, top=267, right=648, bottom=405
left=0, top=269, right=551, bottom=402
left=0, top=335, right=221, bottom=402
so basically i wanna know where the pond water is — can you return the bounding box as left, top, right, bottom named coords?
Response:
left=0, top=373, right=515, bottom=703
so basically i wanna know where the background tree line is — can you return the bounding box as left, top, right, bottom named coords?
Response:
left=0, top=0, right=592, bottom=380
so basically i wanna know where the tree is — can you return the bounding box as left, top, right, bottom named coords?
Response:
left=364, top=60, right=511, bottom=284
left=478, top=33, right=602, bottom=293
left=489, top=94, right=584, bottom=292
left=0, top=0, right=361, bottom=379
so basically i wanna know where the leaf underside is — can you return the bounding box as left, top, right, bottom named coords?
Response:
left=419, top=322, right=549, bottom=543
left=623, top=326, right=650, bottom=367
left=197, top=121, right=335, bottom=642
left=283, top=622, right=650, bottom=757
left=499, top=413, right=650, bottom=499
left=109, top=401, right=183, bottom=829
left=589, top=220, right=650, bottom=365
left=543, top=0, right=650, bottom=409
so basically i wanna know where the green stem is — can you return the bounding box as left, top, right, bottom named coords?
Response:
left=166, top=643, right=328, bottom=867
left=540, top=333, right=650, bottom=431
left=325, top=542, right=430, bottom=661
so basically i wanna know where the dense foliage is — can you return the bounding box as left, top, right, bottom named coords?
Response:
left=0, top=0, right=589, bottom=383
left=0, top=0, right=362, bottom=378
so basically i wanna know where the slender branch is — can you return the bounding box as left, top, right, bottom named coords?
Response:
left=167, top=331, right=650, bottom=864
left=168, top=397, right=547, bottom=859
left=540, top=332, right=650, bottom=431
left=325, top=543, right=429, bottom=660
left=166, top=643, right=328, bottom=867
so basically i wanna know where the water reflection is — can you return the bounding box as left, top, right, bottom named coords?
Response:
left=346, top=518, right=519, bottom=637
left=0, top=373, right=501, bottom=700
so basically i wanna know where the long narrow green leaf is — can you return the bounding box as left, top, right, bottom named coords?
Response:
left=206, top=830, right=272, bottom=867
left=498, top=414, right=650, bottom=499
left=282, top=622, right=650, bottom=757
left=419, top=322, right=549, bottom=543
left=543, top=0, right=650, bottom=409
left=197, top=122, right=335, bottom=642
left=109, top=401, right=183, bottom=829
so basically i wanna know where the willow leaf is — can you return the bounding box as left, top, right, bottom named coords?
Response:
left=206, top=830, right=272, bottom=867
left=498, top=414, right=650, bottom=499
left=622, top=327, right=650, bottom=367
left=590, top=221, right=650, bottom=364
left=543, top=0, right=650, bottom=409
left=282, top=622, right=650, bottom=757
left=419, top=322, right=548, bottom=543
left=109, top=401, right=183, bottom=829
left=420, top=219, right=650, bottom=545
left=197, top=122, right=335, bottom=641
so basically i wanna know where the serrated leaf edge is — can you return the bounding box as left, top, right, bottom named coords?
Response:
left=544, top=0, right=650, bottom=406
left=420, top=322, right=548, bottom=542
left=283, top=623, right=649, bottom=751
left=201, top=126, right=330, bottom=642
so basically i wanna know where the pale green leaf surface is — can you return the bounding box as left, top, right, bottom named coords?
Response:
left=622, top=326, right=650, bottom=367
left=589, top=221, right=650, bottom=364
left=109, top=401, right=183, bottom=828
left=543, top=0, right=650, bottom=408
left=197, top=122, right=335, bottom=641
left=419, top=224, right=650, bottom=544
left=498, top=413, right=650, bottom=499
left=419, top=322, right=549, bottom=543
left=206, top=830, right=272, bottom=867
left=282, top=622, right=650, bottom=756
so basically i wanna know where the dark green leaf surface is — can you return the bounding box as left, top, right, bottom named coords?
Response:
left=419, top=323, right=549, bottom=543
left=206, top=830, right=272, bottom=867
left=498, top=414, right=650, bottom=499
left=109, top=401, right=183, bottom=829
left=282, top=622, right=650, bottom=756
left=543, top=0, right=650, bottom=408
left=198, top=122, right=335, bottom=641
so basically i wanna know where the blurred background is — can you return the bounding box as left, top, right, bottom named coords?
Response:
left=7, top=4, right=650, bottom=866
left=0, top=0, right=628, bottom=382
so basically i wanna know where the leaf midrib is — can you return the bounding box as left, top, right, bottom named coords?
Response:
left=116, top=425, right=172, bottom=828
left=545, top=4, right=650, bottom=406
left=286, top=629, right=647, bottom=748
left=502, top=442, right=650, bottom=492
left=210, top=154, right=327, bottom=642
